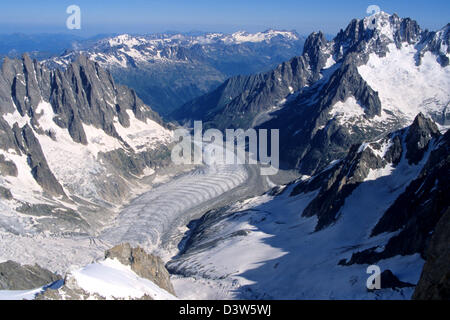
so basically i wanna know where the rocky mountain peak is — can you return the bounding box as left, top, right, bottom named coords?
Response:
left=333, top=12, right=422, bottom=63
left=405, top=113, right=441, bottom=164
left=302, top=31, right=329, bottom=73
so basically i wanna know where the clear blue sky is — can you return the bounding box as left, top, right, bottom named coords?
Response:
left=0, top=0, right=448, bottom=36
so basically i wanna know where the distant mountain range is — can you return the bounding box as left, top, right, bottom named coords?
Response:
left=43, top=30, right=306, bottom=115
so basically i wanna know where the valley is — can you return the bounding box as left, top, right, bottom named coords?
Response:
left=0, top=10, right=449, bottom=301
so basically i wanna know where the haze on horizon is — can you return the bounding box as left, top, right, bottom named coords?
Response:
left=0, top=0, right=449, bottom=37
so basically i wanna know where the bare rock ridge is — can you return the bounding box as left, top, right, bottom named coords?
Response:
left=292, top=113, right=444, bottom=232
left=413, top=208, right=450, bottom=300
left=288, top=113, right=449, bottom=267
left=340, top=122, right=449, bottom=265
left=171, top=31, right=327, bottom=130
left=0, top=260, right=61, bottom=290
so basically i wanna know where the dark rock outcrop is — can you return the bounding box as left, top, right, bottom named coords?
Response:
left=404, top=113, right=440, bottom=165
left=0, top=186, right=13, bottom=200
left=0, top=260, right=61, bottom=290
left=295, top=143, right=385, bottom=230
left=0, top=154, right=18, bottom=177
left=375, top=270, right=414, bottom=290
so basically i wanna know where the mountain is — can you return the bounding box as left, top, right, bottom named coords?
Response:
left=44, top=31, right=306, bottom=115
left=0, top=54, right=173, bottom=236
left=167, top=114, right=449, bottom=299
left=174, top=12, right=449, bottom=175
left=0, top=12, right=448, bottom=301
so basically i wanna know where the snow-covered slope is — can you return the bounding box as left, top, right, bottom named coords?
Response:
left=0, top=287, right=47, bottom=300
left=357, top=44, right=449, bottom=130
left=63, top=258, right=177, bottom=300
left=0, top=258, right=177, bottom=300
left=167, top=115, right=449, bottom=299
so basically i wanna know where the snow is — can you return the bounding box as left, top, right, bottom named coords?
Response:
left=108, top=34, right=146, bottom=47
left=324, top=54, right=336, bottom=69
left=329, top=96, right=366, bottom=123
left=170, top=141, right=431, bottom=299
left=0, top=287, right=44, bottom=300
left=434, top=27, right=450, bottom=58
left=2, top=108, right=30, bottom=128
left=0, top=102, right=43, bottom=204
left=358, top=43, right=450, bottom=127
left=100, top=142, right=249, bottom=258
left=113, top=110, right=172, bottom=152
left=82, top=124, right=125, bottom=156
left=32, top=101, right=169, bottom=203
left=226, top=30, right=298, bottom=44
left=69, top=258, right=177, bottom=300
left=0, top=233, right=107, bottom=275
left=365, top=163, right=395, bottom=181
left=0, top=149, right=43, bottom=203
left=34, top=101, right=115, bottom=202
left=47, top=30, right=300, bottom=69
left=363, top=11, right=395, bottom=41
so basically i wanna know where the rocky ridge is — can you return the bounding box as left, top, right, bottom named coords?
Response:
left=0, top=54, right=173, bottom=236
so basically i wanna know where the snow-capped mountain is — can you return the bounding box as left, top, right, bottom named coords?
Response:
left=175, top=12, right=449, bottom=175
left=44, top=30, right=306, bottom=115
left=48, top=30, right=302, bottom=67
left=0, top=54, right=173, bottom=237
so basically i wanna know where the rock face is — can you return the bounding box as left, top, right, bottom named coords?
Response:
left=167, top=114, right=448, bottom=299
left=318, top=114, right=448, bottom=267
left=292, top=142, right=385, bottom=230
left=0, top=260, right=61, bottom=290
left=291, top=113, right=443, bottom=232
left=284, top=113, right=450, bottom=291
left=0, top=54, right=173, bottom=236
left=174, top=12, right=449, bottom=176
left=105, top=243, right=175, bottom=295
left=413, top=208, right=450, bottom=300
left=377, top=270, right=414, bottom=290
left=36, top=273, right=154, bottom=300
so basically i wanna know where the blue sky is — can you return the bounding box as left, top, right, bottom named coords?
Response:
left=0, top=0, right=448, bottom=36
